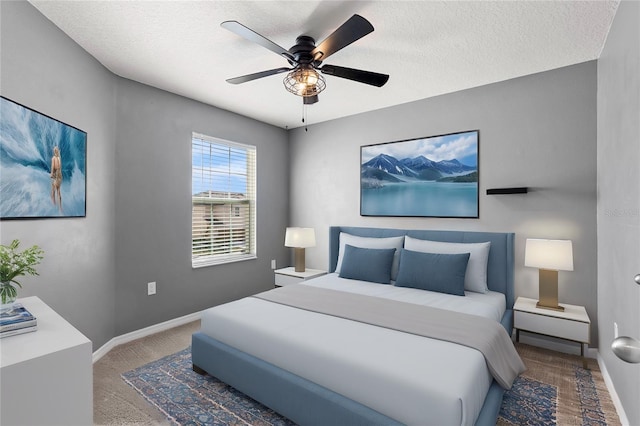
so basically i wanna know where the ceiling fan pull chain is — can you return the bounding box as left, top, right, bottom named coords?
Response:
left=303, top=104, right=309, bottom=131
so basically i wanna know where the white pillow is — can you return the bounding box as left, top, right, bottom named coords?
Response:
left=404, top=236, right=491, bottom=293
left=335, top=233, right=405, bottom=280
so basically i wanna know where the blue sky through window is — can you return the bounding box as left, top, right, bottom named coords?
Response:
left=192, top=139, right=248, bottom=196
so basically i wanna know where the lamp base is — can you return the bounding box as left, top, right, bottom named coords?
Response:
left=535, top=301, right=565, bottom=312
left=537, top=269, right=565, bottom=311
left=294, top=248, right=306, bottom=273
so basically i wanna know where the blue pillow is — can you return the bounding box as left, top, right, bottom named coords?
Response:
left=338, top=244, right=396, bottom=284
left=395, top=249, right=470, bottom=296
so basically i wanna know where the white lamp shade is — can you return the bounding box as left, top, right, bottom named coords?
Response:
left=284, top=227, right=316, bottom=248
left=525, top=239, right=574, bottom=271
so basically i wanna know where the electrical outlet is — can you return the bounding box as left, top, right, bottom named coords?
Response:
left=148, top=281, right=156, bottom=296
left=614, top=322, right=619, bottom=338
left=271, top=259, right=277, bottom=269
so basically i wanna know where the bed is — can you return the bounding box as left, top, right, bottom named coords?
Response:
left=192, top=226, right=524, bottom=426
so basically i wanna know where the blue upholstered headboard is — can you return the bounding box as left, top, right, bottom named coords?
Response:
left=329, top=226, right=516, bottom=309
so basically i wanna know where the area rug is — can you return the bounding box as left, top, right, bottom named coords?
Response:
left=122, top=343, right=620, bottom=426
left=497, top=343, right=620, bottom=426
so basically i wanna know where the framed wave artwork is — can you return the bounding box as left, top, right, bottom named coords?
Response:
left=361, top=130, right=479, bottom=218
left=0, top=96, right=87, bottom=219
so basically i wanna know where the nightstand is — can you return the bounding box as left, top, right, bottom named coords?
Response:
left=274, top=267, right=326, bottom=287
left=514, top=296, right=591, bottom=368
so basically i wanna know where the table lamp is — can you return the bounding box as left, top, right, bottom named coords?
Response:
left=524, top=238, right=573, bottom=311
left=284, top=227, right=316, bottom=272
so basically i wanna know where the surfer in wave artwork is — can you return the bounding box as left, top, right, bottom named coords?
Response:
left=50, top=146, right=62, bottom=212
left=0, top=96, right=86, bottom=219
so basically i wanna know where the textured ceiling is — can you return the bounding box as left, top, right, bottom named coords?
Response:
left=30, top=1, right=619, bottom=129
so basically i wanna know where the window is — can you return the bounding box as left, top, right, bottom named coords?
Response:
left=192, top=133, right=256, bottom=267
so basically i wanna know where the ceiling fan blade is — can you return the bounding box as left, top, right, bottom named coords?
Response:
left=310, top=14, right=374, bottom=61
left=226, top=67, right=292, bottom=85
left=303, top=95, right=319, bottom=105
left=320, top=65, right=389, bottom=87
left=221, top=21, right=296, bottom=63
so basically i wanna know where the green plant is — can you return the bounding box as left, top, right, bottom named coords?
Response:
left=0, top=240, right=44, bottom=304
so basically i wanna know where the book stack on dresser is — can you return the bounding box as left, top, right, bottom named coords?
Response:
left=1, top=303, right=37, bottom=338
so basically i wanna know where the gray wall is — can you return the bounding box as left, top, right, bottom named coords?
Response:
left=1, top=1, right=290, bottom=348
left=597, top=1, right=640, bottom=424
left=289, top=62, right=599, bottom=344
left=114, top=78, right=290, bottom=335
left=1, top=0, right=117, bottom=348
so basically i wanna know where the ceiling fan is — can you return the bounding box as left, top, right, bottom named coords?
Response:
left=221, top=14, right=389, bottom=105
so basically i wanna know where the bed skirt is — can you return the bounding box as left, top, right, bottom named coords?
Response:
left=192, top=331, right=507, bottom=426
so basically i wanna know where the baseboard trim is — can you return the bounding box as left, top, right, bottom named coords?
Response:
left=597, top=352, right=630, bottom=426
left=92, top=311, right=201, bottom=363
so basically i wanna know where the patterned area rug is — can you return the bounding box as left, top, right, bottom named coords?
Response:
left=498, top=343, right=620, bottom=426
left=122, top=343, right=620, bottom=426
left=123, top=348, right=294, bottom=426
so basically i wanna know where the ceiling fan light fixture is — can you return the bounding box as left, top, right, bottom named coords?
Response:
left=223, top=15, right=388, bottom=107
left=283, top=66, right=326, bottom=98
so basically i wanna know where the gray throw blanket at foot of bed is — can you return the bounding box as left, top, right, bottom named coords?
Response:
left=254, top=285, right=526, bottom=389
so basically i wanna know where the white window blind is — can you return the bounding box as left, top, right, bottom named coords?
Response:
left=192, top=133, right=256, bottom=268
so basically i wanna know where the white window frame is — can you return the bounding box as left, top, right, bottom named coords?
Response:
left=191, top=133, right=257, bottom=268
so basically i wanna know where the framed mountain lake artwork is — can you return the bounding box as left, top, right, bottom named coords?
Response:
left=360, top=130, right=479, bottom=218
left=0, top=96, right=87, bottom=219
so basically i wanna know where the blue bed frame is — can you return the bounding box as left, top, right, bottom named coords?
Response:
left=192, top=226, right=515, bottom=426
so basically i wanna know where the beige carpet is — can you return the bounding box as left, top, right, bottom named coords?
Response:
left=95, top=322, right=621, bottom=425
left=93, top=320, right=201, bottom=425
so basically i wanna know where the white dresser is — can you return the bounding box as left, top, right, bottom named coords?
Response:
left=0, top=296, right=93, bottom=425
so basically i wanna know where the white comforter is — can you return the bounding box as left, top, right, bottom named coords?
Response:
left=200, top=274, right=507, bottom=426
